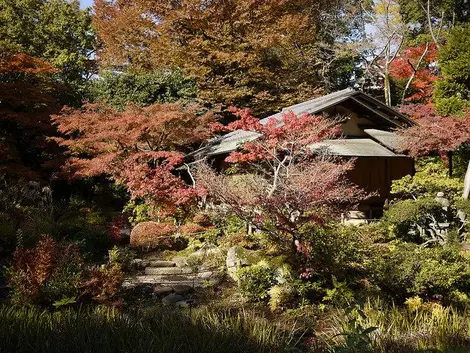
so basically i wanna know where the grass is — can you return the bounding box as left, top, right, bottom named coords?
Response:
left=316, top=298, right=470, bottom=353
left=0, top=304, right=300, bottom=353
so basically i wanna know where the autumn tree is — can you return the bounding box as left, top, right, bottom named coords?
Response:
left=52, top=103, right=216, bottom=218
left=390, top=43, right=438, bottom=103
left=196, top=108, right=366, bottom=250
left=93, top=0, right=367, bottom=116
left=0, top=53, right=63, bottom=179
left=399, top=104, right=470, bottom=185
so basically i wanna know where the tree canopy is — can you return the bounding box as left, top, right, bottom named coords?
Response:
left=93, top=0, right=366, bottom=115
left=89, top=69, right=197, bottom=109
left=434, top=24, right=470, bottom=115
left=52, top=103, right=216, bottom=217
left=0, top=0, right=95, bottom=96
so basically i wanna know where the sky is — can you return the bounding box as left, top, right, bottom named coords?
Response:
left=80, top=0, right=94, bottom=9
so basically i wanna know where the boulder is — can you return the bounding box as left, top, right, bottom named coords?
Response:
left=172, top=284, right=193, bottom=295
left=191, top=243, right=223, bottom=258
left=226, top=246, right=255, bottom=281
left=129, top=258, right=150, bottom=270
left=153, top=285, right=174, bottom=297
left=162, top=293, right=185, bottom=305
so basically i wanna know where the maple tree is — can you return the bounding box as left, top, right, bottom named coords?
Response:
left=52, top=103, right=216, bottom=217
left=92, top=0, right=363, bottom=115
left=0, top=52, right=63, bottom=179
left=390, top=43, right=438, bottom=103
left=196, top=108, right=366, bottom=250
left=398, top=104, right=470, bottom=182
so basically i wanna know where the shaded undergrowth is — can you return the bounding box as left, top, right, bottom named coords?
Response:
left=0, top=304, right=299, bottom=353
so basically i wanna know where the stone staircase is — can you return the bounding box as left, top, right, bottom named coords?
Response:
left=123, top=257, right=222, bottom=290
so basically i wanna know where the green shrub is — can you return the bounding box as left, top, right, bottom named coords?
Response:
left=268, top=284, right=297, bottom=312
left=368, top=242, right=470, bottom=302
left=107, top=246, right=135, bottom=270
left=383, top=198, right=446, bottom=243
left=297, top=223, right=374, bottom=281
left=391, top=160, right=463, bottom=199
left=237, top=262, right=277, bottom=301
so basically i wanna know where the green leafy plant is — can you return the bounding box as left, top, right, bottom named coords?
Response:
left=268, top=284, right=297, bottom=312
left=237, top=262, right=277, bottom=301
left=383, top=198, right=446, bottom=243
left=108, top=246, right=136, bottom=270
left=52, top=296, right=77, bottom=308
left=368, top=242, right=470, bottom=302
left=391, top=160, right=463, bottom=199
left=332, top=304, right=377, bottom=353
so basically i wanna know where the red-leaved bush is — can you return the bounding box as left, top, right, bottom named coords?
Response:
left=8, top=236, right=83, bottom=305
left=398, top=104, right=470, bottom=158
left=81, top=264, right=124, bottom=305
left=129, top=221, right=177, bottom=249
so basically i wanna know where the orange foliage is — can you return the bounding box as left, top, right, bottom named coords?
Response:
left=390, top=43, right=438, bottom=103
left=93, top=0, right=327, bottom=114
left=8, top=236, right=83, bottom=304
left=129, top=221, right=177, bottom=249
left=82, top=264, right=124, bottom=305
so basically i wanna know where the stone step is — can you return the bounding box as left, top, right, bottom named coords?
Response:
left=135, top=271, right=217, bottom=282
left=148, top=260, right=176, bottom=267
left=127, top=276, right=220, bottom=287
left=144, top=267, right=193, bottom=275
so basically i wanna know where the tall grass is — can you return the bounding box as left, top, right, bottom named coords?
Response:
left=0, top=305, right=298, bottom=353
left=319, top=299, right=470, bottom=353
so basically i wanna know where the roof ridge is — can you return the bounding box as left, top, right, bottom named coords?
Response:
left=281, top=87, right=357, bottom=112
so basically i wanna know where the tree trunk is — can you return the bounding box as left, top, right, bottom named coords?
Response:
left=448, top=151, right=453, bottom=177
left=463, top=160, right=470, bottom=199
left=384, top=73, right=391, bottom=106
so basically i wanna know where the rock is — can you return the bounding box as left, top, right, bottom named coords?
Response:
left=130, top=258, right=143, bottom=269
left=129, top=259, right=151, bottom=270
left=148, top=260, right=176, bottom=268
left=131, top=275, right=220, bottom=287
left=176, top=299, right=196, bottom=308
left=435, top=192, right=450, bottom=210
left=153, top=285, right=174, bottom=296
left=191, top=243, right=223, bottom=258
left=172, top=256, right=188, bottom=267
left=145, top=267, right=193, bottom=275
left=162, top=293, right=185, bottom=305
left=226, top=246, right=253, bottom=281
left=172, top=284, right=193, bottom=295
left=131, top=283, right=154, bottom=296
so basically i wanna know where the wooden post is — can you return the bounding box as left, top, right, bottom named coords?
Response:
left=463, top=160, right=470, bottom=200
